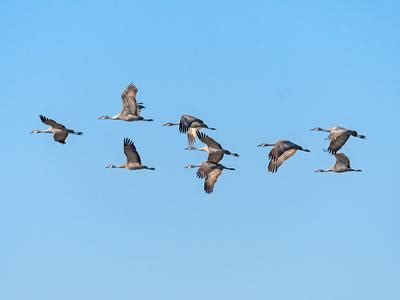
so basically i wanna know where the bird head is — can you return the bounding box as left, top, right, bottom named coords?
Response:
left=257, top=143, right=273, bottom=147
left=310, top=127, right=323, bottom=131
left=184, top=164, right=198, bottom=169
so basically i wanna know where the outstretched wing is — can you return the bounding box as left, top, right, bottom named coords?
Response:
left=196, top=131, right=222, bottom=149
left=268, top=149, right=297, bottom=173
left=179, top=114, right=203, bottom=133
left=39, top=115, right=66, bottom=130
left=187, top=128, right=198, bottom=146
left=268, top=141, right=297, bottom=161
left=328, top=134, right=350, bottom=155
left=196, top=162, right=213, bottom=179
left=121, top=83, right=139, bottom=116
left=204, top=168, right=223, bottom=194
left=334, top=152, right=351, bottom=169
left=123, top=138, right=141, bottom=164
left=53, top=131, right=68, bottom=144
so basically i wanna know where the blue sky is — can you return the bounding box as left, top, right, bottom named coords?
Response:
left=1, top=0, right=399, bottom=299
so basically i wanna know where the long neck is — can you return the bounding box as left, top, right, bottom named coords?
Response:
left=316, top=168, right=332, bottom=173
left=349, top=168, right=362, bottom=172
left=34, top=129, right=52, bottom=133
left=99, top=115, right=118, bottom=120
left=108, top=164, right=125, bottom=168
left=186, top=164, right=201, bottom=169
left=186, top=146, right=207, bottom=152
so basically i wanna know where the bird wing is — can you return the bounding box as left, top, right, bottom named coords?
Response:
left=268, top=141, right=295, bottom=161
left=334, top=153, right=351, bottom=168
left=196, top=131, right=222, bottom=149
left=208, top=152, right=224, bottom=164
left=123, top=138, right=141, bottom=164
left=53, top=131, right=68, bottom=144
left=179, top=114, right=203, bottom=133
left=187, top=127, right=198, bottom=146
left=196, top=162, right=213, bottom=179
left=204, top=168, right=223, bottom=194
left=268, top=149, right=297, bottom=173
left=39, top=115, right=66, bottom=130
left=328, top=127, right=347, bottom=140
left=121, top=83, right=139, bottom=116
left=328, top=134, right=350, bottom=154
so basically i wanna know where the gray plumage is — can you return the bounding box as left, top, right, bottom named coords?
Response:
left=258, top=140, right=310, bottom=173
left=315, top=152, right=362, bottom=173
left=31, top=115, right=83, bottom=144
left=163, top=114, right=216, bottom=145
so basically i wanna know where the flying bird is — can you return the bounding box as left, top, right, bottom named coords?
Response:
left=98, top=83, right=153, bottom=122
left=258, top=140, right=310, bottom=173
left=106, top=138, right=155, bottom=170
left=315, top=152, right=362, bottom=173
left=185, top=162, right=235, bottom=194
left=310, top=126, right=365, bottom=154
left=31, top=115, right=83, bottom=144
left=185, top=131, right=239, bottom=163
left=162, top=114, right=216, bottom=146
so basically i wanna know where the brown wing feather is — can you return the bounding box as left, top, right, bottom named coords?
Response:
left=208, top=152, right=224, bottom=164
left=121, top=83, right=139, bottom=116
left=204, top=168, right=223, bottom=194
left=123, top=138, right=141, bottom=164
left=268, top=149, right=297, bottom=173
left=334, top=153, right=350, bottom=168
left=53, top=132, right=68, bottom=144
left=196, top=162, right=213, bottom=179
left=187, top=128, right=197, bottom=145
left=268, top=141, right=294, bottom=161
left=197, top=131, right=222, bottom=149
left=39, top=115, right=66, bottom=130
left=328, top=134, right=350, bottom=154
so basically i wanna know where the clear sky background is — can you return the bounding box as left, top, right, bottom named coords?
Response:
left=1, top=1, right=399, bottom=299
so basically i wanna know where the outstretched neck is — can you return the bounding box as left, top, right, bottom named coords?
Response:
left=185, top=146, right=207, bottom=152
left=163, top=122, right=180, bottom=126
left=31, top=129, right=52, bottom=134
left=98, top=115, right=118, bottom=120
left=106, top=164, right=125, bottom=168
left=315, top=168, right=332, bottom=173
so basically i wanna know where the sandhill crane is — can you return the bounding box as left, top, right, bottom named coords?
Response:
left=315, top=152, right=362, bottom=173
left=185, top=131, right=239, bottom=163
left=31, top=115, right=83, bottom=144
left=106, top=138, right=155, bottom=170
left=258, top=140, right=310, bottom=173
left=162, top=114, right=216, bottom=145
left=98, top=83, right=153, bottom=122
left=310, top=126, right=365, bottom=154
left=185, top=162, right=235, bottom=194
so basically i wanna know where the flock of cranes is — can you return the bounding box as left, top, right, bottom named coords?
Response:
left=31, top=83, right=366, bottom=194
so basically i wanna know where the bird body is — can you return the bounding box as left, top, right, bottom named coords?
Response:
left=163, top=114, right=216, bottom=145
left=31, top=115, right=83, bottom=144
left=106, top=138, right=155, bottom=171
left=311, top=126, right=365, bottom=154
left=258, top=140, right=310, bottom=173
left=315, top=153, right=362, bottom=173
left=185, top=131, right=239, bottom=163
left=98, top=83, right=153, bottom=122
left=185, top=162, right=235, bottom=194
